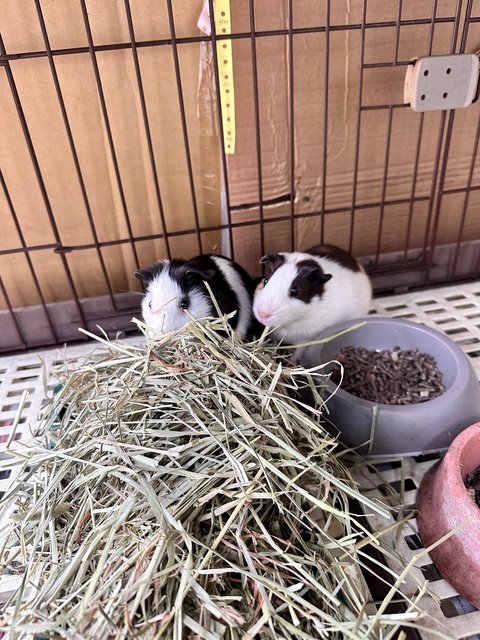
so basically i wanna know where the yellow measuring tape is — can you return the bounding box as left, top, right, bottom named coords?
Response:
left=214, top=0, right=235, bottom=154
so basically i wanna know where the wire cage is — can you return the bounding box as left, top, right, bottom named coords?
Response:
left=1, top=0, right=480, bottom=354
left=3, top=5, right=480, bottom=636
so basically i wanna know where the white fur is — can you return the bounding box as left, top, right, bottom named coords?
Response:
left=142, top=264, right=212, bottom=333
left=253, top=251, right=372, bottom=344
left=211, top=256, right=251, bottom=339
left=141, top=257, right=253, bottom=338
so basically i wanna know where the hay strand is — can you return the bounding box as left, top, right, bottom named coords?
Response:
left=0, top=318, right=426, bottom=639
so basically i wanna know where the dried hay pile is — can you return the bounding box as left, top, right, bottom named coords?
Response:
left=0, top=319, right=426, bottom=639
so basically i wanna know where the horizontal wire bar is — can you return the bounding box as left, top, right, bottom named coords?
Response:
left=363, top=61, right=413, bottom=68
left=0, top=17, right=456, bottom=63
left=442, top=184, right=480, bottom=195
left=0, top=195, right=432, bottom=258
left=361, top=103, right=408, bottom=111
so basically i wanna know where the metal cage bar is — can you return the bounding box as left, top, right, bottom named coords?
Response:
left=248, top=0, right=265, bottom=259
left=124, top=0, right=173, bottom=260
left=287, top=0, right=296, bottom=251
left=0, top=194, right=436, bottom=259
left=0, top=276, right=27, bottom=349
left=0, top=169, right=58, bottom=343
left=1, top=2, right=479, bottom=354
left=34, top=0, right=117, bottom=309
left=402, top=0, right=438, bottom=263
left=0, top=34, right=88, bottom=333
left=165, top=0, right=203, bottom=256
left=348, top=0, right=367, bottom=254
left=374, top=106, right=394, bottom=265
left=451, top=99, right=480, bottom=277
left=0, top=18, right=459, bottom=66
left=320, top=0, right=330, bottom=244
left=424, top=0, right=468, bottom=283
left=79, top=0, right=141, bottom=271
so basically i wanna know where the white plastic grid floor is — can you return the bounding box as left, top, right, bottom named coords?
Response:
left=1, top=281, right=480, bottom=637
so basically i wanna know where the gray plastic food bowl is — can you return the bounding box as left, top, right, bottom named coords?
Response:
left=298, top=317, right=480, bottom=457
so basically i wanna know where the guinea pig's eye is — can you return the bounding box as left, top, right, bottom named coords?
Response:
left=180, top=297, right=189, bottom=310
left=148, top=300, right=152, bottom=309
left=290, top=287, right=298, bottom=297
left=263, top=277, right=269, bottom=286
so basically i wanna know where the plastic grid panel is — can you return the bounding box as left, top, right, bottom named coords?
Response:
left=371, top=282, right=480, bottom=376
left=1, top=282, right=480, bottom=635
left=0, top=337, right=141, bottom=605
left=0, top=338, right=141, bottom=493
left=356, top=456, right=480, bottom=640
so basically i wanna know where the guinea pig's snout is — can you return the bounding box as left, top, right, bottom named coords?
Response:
left=255, top=306, right=274, bottom=324
left=148, top=296, right=175, bottom=315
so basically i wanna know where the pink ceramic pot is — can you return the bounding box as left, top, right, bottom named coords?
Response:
left=417, top=422, right=480, bottom=608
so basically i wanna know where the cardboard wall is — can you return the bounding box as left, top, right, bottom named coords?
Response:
left=230, top=1, right=480, bottom=274
left=1, top=1, right=480, bottom=311
left=0, top=0, right=223, bottom=310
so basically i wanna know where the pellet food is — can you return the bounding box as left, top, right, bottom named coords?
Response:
left=465, top=465, right=480, bottom=509
left=330, top=345, right=445, bottom=405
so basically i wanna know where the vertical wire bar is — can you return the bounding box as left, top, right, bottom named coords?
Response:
left=374, top=3, right=402, bottom=265
left=248, top=0, right=265, bottom=258
left=164, top=0, right=202, bottom=255
left=207, top=0, right=235, bottom=258
left=0, top=169, right=59, bottom=342
left=0, top=276, right=27, bottom=350
left=0, top=35, right=88, bottom=332
left=124, top=0, right=173, bottom=259
left=451, top=114, right=480, bottom=276
left=348, top=0, right=367, bottom=254
left=475, top=254, right=480, bottom=279
left=374, top=106, right=394, bottom=265
left=424, top=0, right=467, bottom=283
left=79, top=0, right=141, bottom=270
left=421, top=110, right=447, bottom=262
left=165, top=0, right=203, bottom=253
left=287, top=0, right=296, bottom=251
left=403, top=0, right=438, bottom=262
left=403, top=115, right=425, bottom=261
left=475, top=236, right=480, bottom=279
left=34, top=0, right=117, bottom=307
left=393, top=0, right=403, bottom=64
left=320, top=0, right=330, bottom=244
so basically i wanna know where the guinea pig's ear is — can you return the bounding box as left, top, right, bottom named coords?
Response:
left=260, top=253, right=285, bottom=274
left=306, top=267, right=332, bottom=284
left=134, top=268, right=153, bottom=282
left=134, top=262, right=165, bottom=282
left=318, top=272, right=333, bottom=284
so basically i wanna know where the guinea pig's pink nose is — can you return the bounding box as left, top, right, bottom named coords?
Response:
left=256, top=308, right=273, bottom=323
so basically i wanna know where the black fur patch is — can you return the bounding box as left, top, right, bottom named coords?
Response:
left=290, top=259, right=332, bottom=303
left=134, top=262, right=165, bottom=282
left=305, top=244, right=361, bottom=272
left=182, top=256, right=241, bottom=330
left=135, top=255, right=260, bottom=337
left=135, top=257, right=220, bottom=285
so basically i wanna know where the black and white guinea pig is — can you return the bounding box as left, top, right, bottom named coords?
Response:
left=135, top=254, right=258, bottom=339
left=253, top=244, right=372, bottom=344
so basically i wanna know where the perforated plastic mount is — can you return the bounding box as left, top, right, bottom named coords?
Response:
left=404, top=53, right=480, bottom=112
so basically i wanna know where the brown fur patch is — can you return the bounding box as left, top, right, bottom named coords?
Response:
left=304, top=244, right=360, bottom=272
left=291, top=259, right=332, bottom=303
